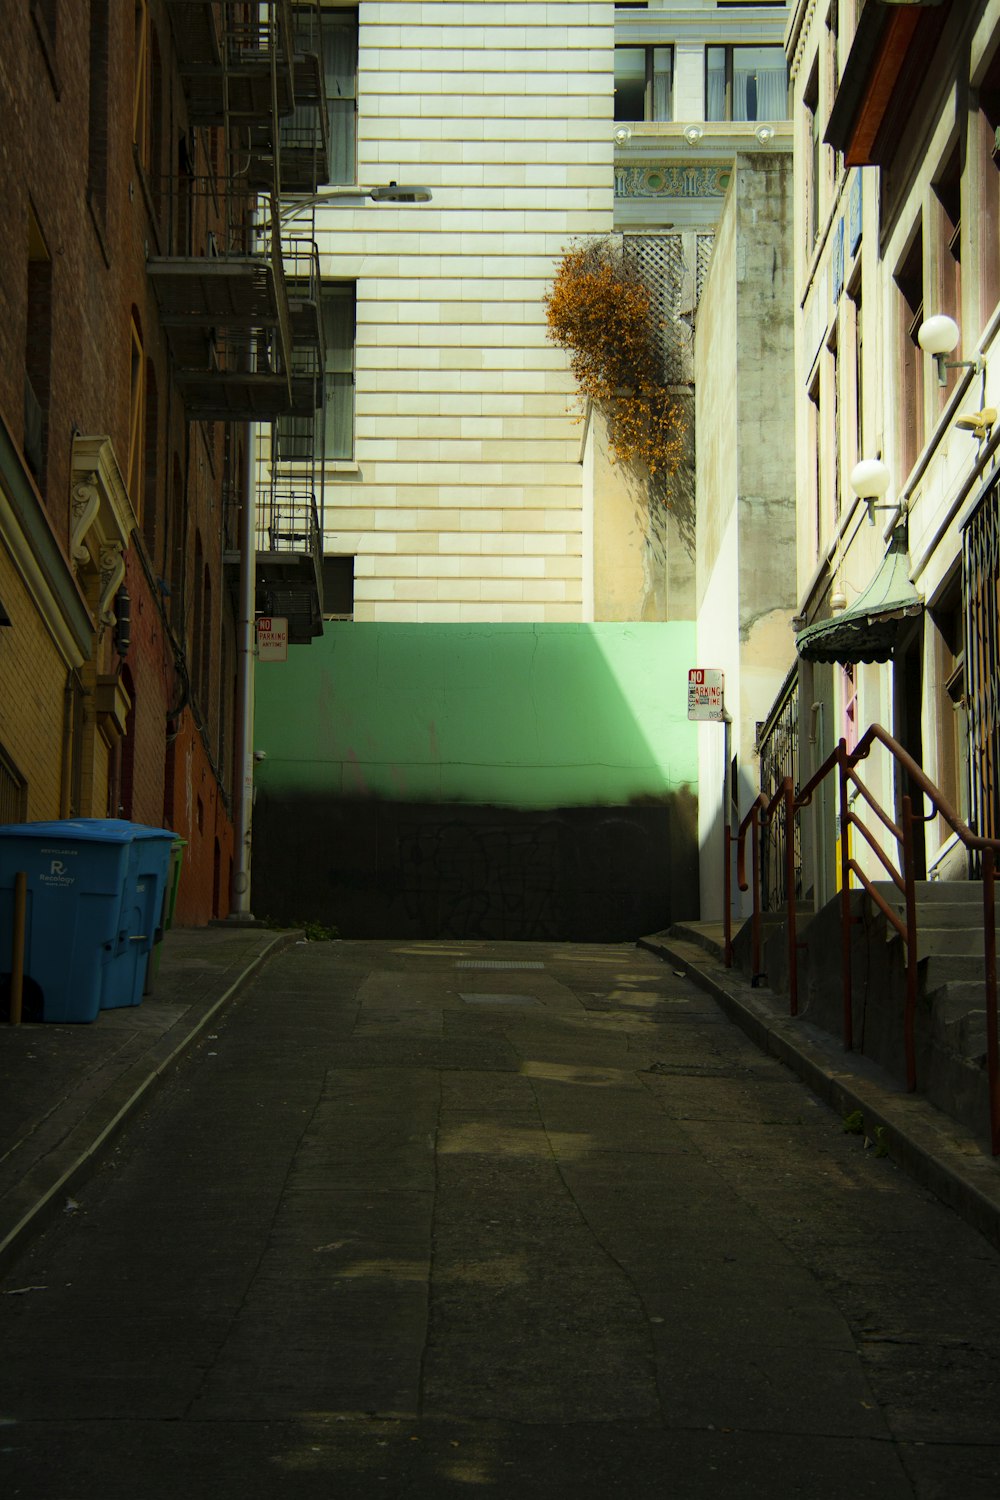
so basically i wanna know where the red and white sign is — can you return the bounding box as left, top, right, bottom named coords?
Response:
left=256, top=616, right=288, bottom=662
left=687, top=668, right=725, bottom=721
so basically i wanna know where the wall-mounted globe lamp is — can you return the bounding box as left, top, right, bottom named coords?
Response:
left=917, top=314, right=981, bottom=386
left=850, top=457, right=893, bottom=526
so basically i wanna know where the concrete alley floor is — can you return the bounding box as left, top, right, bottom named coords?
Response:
left=2, top=938, right=999, bottom=1498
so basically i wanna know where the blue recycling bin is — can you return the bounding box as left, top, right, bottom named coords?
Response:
left=101, top=825, right=176, bottom=1010
left=0, top=820, right=136, bottom=1023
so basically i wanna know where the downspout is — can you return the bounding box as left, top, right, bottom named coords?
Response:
left=230, top=421, right=256, bottom=921
left=809, top=700, right=827, bottom=909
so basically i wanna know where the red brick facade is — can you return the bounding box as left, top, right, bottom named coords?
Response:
left=0, top=2, right=247, bottom=921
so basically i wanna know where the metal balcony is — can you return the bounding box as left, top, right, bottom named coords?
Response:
left=166, top=0, right=296, bottom=128
left=255, top=492, right=323, bottom=642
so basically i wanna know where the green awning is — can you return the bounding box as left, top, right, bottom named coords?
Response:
left=795, top=531, right=923, bottom=665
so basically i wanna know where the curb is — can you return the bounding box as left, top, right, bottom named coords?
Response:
left=0, top=930, right=300, bottom=1275
left=640, top=932, right=1000, bottom=1254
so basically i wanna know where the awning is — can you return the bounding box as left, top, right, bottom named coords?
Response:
left=795, top=531, right=923, bottom=665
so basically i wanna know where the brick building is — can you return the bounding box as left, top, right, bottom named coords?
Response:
left=0, top=3, right=327, bottom=924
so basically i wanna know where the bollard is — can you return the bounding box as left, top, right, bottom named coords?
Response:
left=10, top=870, right=26, bottom=1025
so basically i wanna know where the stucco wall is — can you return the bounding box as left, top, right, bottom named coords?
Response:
left=252, top=621, right=699, bottom=938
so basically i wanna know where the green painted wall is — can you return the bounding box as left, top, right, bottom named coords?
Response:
left=253, top=622, right=697, bottom=809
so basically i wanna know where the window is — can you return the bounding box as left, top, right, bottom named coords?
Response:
left=133, top=0, right=150, bottom=163
left=142, top=360, right=158, bottom=562
left=706, top=45, right=787, bottom=122
left=930, top=576, right=968, bottom=829
left=87, top=1, right=109, bottom=228
left=804, top=63, right=821, bottom=246
left=932, top=143, right=962, bottom=355
left=894, top=230, right=925, bottom=478
left=322, top=556, right=355, bottom=619
left=127, top=315, right=145, bottom=519
left=322, top=283, right=356, bottom=461
left=614, top=46, right=673, bottom=122
left=977, top=52, right=1000, bottom=323
left=808, top=370, right=822, bottom=561
left=0, top=743, right=28, bottom=823
left=841, top=664, right=858, bottom=755
left=848, top=271, right=863, bottom=471
left=321, top=8, right=358, bottom=185
left=827, top=329, right=840, bottom=529
left=25, top=207, right=52, bottom=484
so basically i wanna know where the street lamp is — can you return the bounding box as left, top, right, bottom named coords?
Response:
left=277, top=182, right=433, bottom=224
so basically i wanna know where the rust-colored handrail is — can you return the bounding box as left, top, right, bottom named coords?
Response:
left=733, top=723, right=1000, bottom=1155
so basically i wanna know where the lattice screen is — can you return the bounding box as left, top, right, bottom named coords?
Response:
left=622, top=233, right=716, bottom=384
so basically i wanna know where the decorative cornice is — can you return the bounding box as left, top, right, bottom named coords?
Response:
left=615, top=161, right=732, bottom=199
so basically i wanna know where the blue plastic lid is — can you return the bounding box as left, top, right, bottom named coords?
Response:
left=0, top=818, right=176, bottom=844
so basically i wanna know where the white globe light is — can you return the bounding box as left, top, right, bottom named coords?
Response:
left=917, top=314, right=960, bottom=356
left=850, top=458, right=891, bottom=500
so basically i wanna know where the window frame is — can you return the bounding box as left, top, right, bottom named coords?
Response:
left=705, top=42, right=788, bottom=123
left=614, top=44, right=674, bottom=123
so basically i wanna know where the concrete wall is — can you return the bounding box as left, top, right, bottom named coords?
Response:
left=252, top=621, right=699, bottom=939
left=694, top=153, right=797, bottom=919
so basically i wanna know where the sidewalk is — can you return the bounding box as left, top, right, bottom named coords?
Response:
left=641, top=922, right=1000, bottom=1253
left=0, top=924, right=300, bottom=1272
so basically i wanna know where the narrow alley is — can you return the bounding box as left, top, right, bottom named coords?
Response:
left=2, top=939, right=999, bottom=1498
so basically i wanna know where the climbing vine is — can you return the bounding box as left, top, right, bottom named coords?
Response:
left=544, top=238, right=685, bottom=480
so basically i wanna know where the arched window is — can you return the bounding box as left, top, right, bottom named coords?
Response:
left=192, top=531, right=204, bottom=705
left=169, top=454, right=184, bottom=629
left=120, top=665, right=137, bottom=820
left=143, top=359, right=158, bottom=562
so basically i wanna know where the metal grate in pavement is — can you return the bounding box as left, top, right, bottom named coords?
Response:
left=455, top=960, right=545, bottom=970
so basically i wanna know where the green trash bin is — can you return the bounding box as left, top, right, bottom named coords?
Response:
left=144, top=837, right=186, bottom=995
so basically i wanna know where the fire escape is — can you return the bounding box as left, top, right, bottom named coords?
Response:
left=150, top=1, right=328, bottom=643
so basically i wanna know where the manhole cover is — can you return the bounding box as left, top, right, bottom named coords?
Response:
left=455, top=960, right=545, bottom=970
left=459, top=993, right=541, bottom=1007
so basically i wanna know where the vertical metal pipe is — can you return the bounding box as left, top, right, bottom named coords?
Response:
left=901, top=794, right=918, bottom=1092
left=10, top=871, right=26, bottom=1025
left=230, top=421, right=256, bottom=921
left=839, top=743, right=854, bottom=1052
left=751, top=806, right=761, bottom=980
left=723, top=714, right=732, bottom=967
left=785, top=778, right=798, bottom=1015
left=983, top=847, right=998, bottom=1154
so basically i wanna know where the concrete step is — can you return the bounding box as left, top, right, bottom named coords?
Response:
left=914, top=926, right=986, bottom=958
left=928, top=982, right=989, bottom=1062
left=873, top=879, right=999, bottom=907
left=922, top=953, right=990, bottom=988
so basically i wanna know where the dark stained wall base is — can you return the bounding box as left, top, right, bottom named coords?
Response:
left=253, top=794, right=699, bottom=942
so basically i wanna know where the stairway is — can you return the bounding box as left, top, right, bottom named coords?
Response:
left=873, top=880, right=996, bottom=1133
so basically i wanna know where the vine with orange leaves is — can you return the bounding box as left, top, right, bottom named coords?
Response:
left=544, top=238, right=685, bottom=481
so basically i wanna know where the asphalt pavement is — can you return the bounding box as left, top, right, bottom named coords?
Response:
left=1, top=932, right=999, bottom=1496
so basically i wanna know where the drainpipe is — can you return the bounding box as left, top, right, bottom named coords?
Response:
left=809, top=700, right=827, bottom=909
left=229, top=421, right=256, bottom=922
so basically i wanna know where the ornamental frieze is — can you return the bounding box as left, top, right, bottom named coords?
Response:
left=614, top=163, right=732, bottom=199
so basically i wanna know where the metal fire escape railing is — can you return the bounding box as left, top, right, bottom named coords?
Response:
left=153, top=2, right=328, bottom=639
left=729, top=724, right=1000, bottom=1155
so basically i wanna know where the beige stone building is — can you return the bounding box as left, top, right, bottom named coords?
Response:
left=775, top=0, right=1000, bottom=911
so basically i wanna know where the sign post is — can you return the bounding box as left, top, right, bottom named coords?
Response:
left=688, top=669, right=734, bottom=965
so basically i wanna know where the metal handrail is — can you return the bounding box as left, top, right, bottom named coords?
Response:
left=730, top=722, right=1000, bottom=1155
